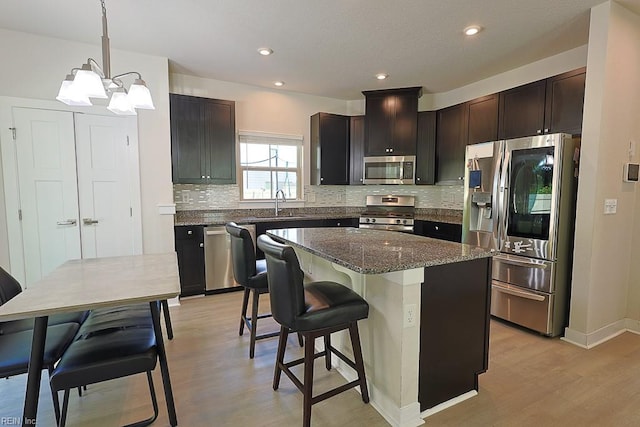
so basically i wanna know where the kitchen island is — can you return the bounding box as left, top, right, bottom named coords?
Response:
left=267, top=227, right=493, bottom=427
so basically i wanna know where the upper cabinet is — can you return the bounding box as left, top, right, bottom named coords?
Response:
left=170, top=94, right=236, bottom=184
left=436, top=102, right=468, bottom=183
left=363, top=87, right=422, bottom=156
left=499, top=68, right=586, bottom=139
left=467, top=94, right=499, bottom=145
left=310, top=112, right=350, bottom=185
left=415, top=111, right=436, bottom=185
left=349, top=115, right=365, bottom=185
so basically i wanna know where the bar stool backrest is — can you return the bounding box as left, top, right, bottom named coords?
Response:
left=0, top=267, right=22, bottom=305
left=257, top=235, right=306, bottom=330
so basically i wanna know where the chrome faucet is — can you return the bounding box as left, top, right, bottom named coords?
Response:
left=274, top=189, right=286, bottom=216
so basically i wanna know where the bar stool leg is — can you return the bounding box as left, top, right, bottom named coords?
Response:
left=324, top=334, right=332, bottom=370
left=273, top=326, right=288, bottom=390
left=239, top=288, right=250, bottom=336
left=249, top=289, right=260, bottom=358
left=161, top=299, right=174, bottom=340
left=349, top=322, right=369, bottom=403
left=303, top=332, right=315, bottom=427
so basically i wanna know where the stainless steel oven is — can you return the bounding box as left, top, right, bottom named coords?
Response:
left=359, top=195, right=415, bottom=232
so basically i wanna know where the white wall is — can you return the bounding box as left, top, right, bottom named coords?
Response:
left=0, top=29, right=174, bottom=273
left=565, top=1, right=640, bottom=347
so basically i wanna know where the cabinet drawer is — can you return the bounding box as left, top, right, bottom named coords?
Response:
left=175, top=225, right=204, bottom=240
left=420, top=221, right=461, bottom=242
left=491, top=281, right=553, bottom=335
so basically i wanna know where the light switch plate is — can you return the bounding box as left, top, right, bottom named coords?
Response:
left=604, top=199, right=617, bottom=215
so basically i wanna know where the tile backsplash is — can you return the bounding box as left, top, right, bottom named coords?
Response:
left=174, top=184, right=463, bottom=211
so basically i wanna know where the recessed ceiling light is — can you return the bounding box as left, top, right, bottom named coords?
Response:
left=375, top=73, right=388, bottom=80
left=464, top=26, right=482, bottom=36
left=274, top=81, right=285, bottom=87
left=258, top=47, right=273, bottom=56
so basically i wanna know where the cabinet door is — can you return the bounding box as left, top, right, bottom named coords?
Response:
left=467, top=94, right=498, bottom=145
left=415, top=111, right=436, bottom=185
left=205, top=99, right=236, bottom=184
left=392, top=94, right=419, bottom=155
left=498, top=80, right=546, bottom=139
left=436, top=103, right=468, bottom=183
left=350, top=115, right=365, bottom=185
left=174, top=226, right=205, bottom=296
left=171, top=94, right=206, bottom=183
left=364, top=95, right=393, bottom=156
left=544, top=68, right=586, bottom=135
left=311, top=113, right=350, bottom=185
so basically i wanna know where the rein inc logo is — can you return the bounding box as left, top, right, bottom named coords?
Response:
left=1, top=417, right=24, bottom=425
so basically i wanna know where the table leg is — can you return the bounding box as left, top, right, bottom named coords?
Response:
left=23, top=316, right=48, bottom=427
left=150, top=300, right=178, bottom=426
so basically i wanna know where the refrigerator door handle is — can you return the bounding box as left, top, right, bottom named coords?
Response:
left=492, top=282, right=546, bottom=302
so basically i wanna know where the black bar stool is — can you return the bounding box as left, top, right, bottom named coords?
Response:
left=226, top=222, right=279, bottom=358
left=257, top=234, right=370, bottom=427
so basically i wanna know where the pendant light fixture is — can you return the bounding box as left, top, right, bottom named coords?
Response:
left=56, top=0, right=155, bottom=115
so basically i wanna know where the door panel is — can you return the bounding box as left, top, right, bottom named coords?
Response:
left=75, top=114, right=138, bottom=259
left=13, top=107, right=80, bottom=284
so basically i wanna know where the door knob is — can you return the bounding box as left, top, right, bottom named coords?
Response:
left=82, top=218, right=99, bottom=225
left=56, top=219, right=77, bottom=226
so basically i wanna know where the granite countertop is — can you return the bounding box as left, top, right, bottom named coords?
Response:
left=175, top=208, right=462, bottom=226
left=266, top=227, right=492, bottom=275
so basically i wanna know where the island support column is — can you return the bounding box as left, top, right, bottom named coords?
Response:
left=294, top=248, right=426, bottom=427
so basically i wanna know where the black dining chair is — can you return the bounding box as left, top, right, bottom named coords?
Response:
left=225, top=222, right=280, bottom=358
left=257, top=234, right=370, bottom=427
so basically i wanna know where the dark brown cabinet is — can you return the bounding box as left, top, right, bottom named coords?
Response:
left=310, top=113, right=350, bottom=185
left=544, top=67, right=586, bottom=136
left=415, top=111, right=436, bottom=185
left=415, top=220, right=462, bottom=242
left=174, top=225, right=205, bottom=296
left=349, top=115, right=365, bottom=185
left=170, top=94, right=236, bottom=184
left=363, top=87, right=422, bottom=156
left=499, top=68, right=585, bottom=139
left=467, top=94, right=499, bottom=145
left=436, top=103, right=468, bottom=183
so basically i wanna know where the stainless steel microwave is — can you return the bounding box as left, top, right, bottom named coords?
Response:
left=362, top=155, right=416, bottom=184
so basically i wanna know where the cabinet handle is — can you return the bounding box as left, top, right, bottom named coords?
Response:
left=199, top=243, right=204, bottom=248
left=389, top=148, right=393, bottom=153
left=337, top=222, right=341, bottom=226
left=207, top=176, right=211, bottom=179
left=56, top=219, right=77, bottom=226
left=417, top=177, right=421, bottom=181
left=536, top=129, right=542, bottom=134
left=320, top=177, right=324, bottom=181
left=201, top=175, right=205, bottom=179
left=544, top=128, right=549, bottom=133
left=360, top=178, right=363, bottom=182
left=458, top=176, right=463, bottom=180
left=187, top=230, right=193, bottom=235
left=435, top=226, right=439, bottom=231
left=83, top=218, right=99, bottom=225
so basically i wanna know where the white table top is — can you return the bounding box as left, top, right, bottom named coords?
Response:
left=0, top=253, right=180, bottom=322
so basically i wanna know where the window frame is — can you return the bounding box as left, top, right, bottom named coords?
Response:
left=238, top=130, right=303, bottom=201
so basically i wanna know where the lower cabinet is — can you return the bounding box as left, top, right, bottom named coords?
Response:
left=174, top=225, right=205, bottom=296
left=415, top=220, right=462, bottom=243
left=419, top=257, right=491, bottom=410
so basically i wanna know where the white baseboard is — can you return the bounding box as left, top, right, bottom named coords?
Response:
left=563, top=318, right=633, bottom=348
left=420, top=390, right=478, bottom=418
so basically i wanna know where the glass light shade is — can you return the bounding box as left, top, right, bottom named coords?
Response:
left=127, top=79, right=155, bottom=109
left=56, top=78, right=93, bottom=106
left=107, top=91, right=137, bottom=115
left=73, top=68, right=108, bottom=99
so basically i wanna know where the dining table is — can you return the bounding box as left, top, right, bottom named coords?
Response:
left=0, top=253, right=181, bottom=427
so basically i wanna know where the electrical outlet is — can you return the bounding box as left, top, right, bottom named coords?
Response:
left=404, top=303, right=417, bottom=328
left=604, top=198, right=617, bottom=215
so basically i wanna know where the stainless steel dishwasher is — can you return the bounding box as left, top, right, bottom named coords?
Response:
left=204, top=224, right=255, bottom=291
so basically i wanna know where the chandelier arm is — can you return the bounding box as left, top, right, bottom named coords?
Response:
left=111, top=71, right=143, bottom=82
left=86, top=58, right=106, bottom=78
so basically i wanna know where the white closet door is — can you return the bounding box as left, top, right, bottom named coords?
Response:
left=74, top=114, right=140, bottom=259
left=13, top=107, right=81, bottom=284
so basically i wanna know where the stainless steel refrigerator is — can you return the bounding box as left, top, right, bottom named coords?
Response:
left=462, top=133, right=579, bottom=336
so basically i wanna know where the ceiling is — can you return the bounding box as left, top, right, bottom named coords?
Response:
left=1, top=0, right=640, bottom=100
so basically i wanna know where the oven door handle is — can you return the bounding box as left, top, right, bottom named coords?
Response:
left=492, top=282, right=546, bottom=301
left=495, top=256, right=548, bottom=269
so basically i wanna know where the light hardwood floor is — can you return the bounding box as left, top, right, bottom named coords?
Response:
left=2, top=291, right=640, bottom=426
